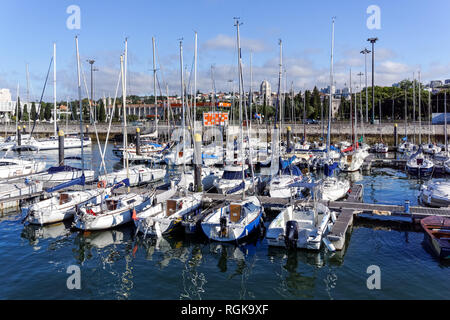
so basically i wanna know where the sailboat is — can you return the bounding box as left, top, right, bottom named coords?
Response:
left=321, top=18, right=350, bottom=201
left=201, top=19, right=264, bottom=243
left=406, top=72, right=434, bottom=177
left=24, top=37, right=105, bottom=225
left=24, top=187, right=109, bottom=225
left=339, top=70, right=364, bottom=172
left=134, top=191, right=202, bottom=237
left=74, top=40, right=148, bottom=231
left=0, top=158, right=46, bottom=179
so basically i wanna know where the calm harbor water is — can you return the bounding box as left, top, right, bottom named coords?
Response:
left=0, top=144, right=448, bottom=299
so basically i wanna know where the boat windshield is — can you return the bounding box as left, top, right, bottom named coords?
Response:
left=243, top=201, right=258, bottom=212
left=222, top=170, right=244, bottom=180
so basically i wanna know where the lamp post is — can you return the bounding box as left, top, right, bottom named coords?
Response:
left=87, top=59, right=98, bottom=123
left=360, top=48, right=371, bottom=123
left=367, top=38, right=378, bottom=123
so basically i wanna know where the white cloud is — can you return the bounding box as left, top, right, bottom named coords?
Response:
left=203, top=34, right=268, bottom=52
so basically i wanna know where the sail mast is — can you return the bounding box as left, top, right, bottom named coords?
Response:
left=75, top=36, right=85, bottom=184
left=235, top=18, right=245, bottom=199
left=179, top=39, right=186, bottom=175
left=53, top=43, right=57, bottom=137
left=152, top=37, right=158, bottom=136
left=418, top=71, right=421, bottom=146
left=327, top=17, right=335, bottom=155
left=193, top=32, right=198, bottom=134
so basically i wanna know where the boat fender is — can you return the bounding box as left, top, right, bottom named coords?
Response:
left=331, top=211, right=337, bottom=223
left=323, top=237, right=336, bottom=252
left=97, top=180, right=107, bottom=189
left=132, top=209, right=137, bottom=221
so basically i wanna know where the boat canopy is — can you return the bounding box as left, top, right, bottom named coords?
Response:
left=45, top=174, right=86, bottom=193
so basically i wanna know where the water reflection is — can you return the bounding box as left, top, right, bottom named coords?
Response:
left=21, top=220, right=73, bottom=245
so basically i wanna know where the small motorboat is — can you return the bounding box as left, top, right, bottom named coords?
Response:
left=266, top=202, right=336, bottom=250
left=420, top=215, right=450, bottom=260
left=420, top=180, right=450, bottom=207
left=201, top=196, right=263, bottom=242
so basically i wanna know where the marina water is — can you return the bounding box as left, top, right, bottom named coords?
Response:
left=0, top=144, right=448, bottom=299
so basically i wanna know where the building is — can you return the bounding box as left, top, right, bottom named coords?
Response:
left=430, top=80, right=443, bottom=89
left=260, top=80, right=271, bottom=106
left=0, top=89, right=16, bottom=113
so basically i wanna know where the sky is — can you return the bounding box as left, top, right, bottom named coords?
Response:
left=1, top=0, right=450, bottom=102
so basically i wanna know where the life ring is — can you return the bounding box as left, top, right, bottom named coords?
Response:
left=97, top=180, right=107, bottom=189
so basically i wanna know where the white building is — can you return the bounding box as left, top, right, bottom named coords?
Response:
left=0, top=89, right=16, bottom=113
left=260, top=80, right=271, bottom=106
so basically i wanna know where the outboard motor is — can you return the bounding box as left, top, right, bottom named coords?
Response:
left=220, top=216, right=227, bottom=237
left=285, top=220, right=299, bottom=249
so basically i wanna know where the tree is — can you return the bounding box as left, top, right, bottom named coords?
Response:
left=44, top=103, right=52, bottom=121
left=39, top=102, right=46, bottom=121
left=31, top=102, right=37, bottom=121
left=23, top=104, right=29, bottom=122
left=98, top=100, right=106, bottom=122
left=71, top=103, right=77, bottom=121
left=15, top=97, right=22, bottom=121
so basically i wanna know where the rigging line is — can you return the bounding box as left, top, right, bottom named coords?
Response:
left=30, top=57, right=53, bottom=139
left=80, top=62, right=107, bottom=172
left=100, top=70, right=122, bottom=175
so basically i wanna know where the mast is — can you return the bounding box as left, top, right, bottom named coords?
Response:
left=122, top=38, right=130, bottom=188
left=413, top=72, right=416, bottom=145
left=249, top=51, right=253, bottom=124
left=179, top=39, right=186, bottom=175
left=26, top=64, right=30, bottom=128
left=152, top=37, right=158, bottom=136
left=235, top=18, right=245, bottom=199
left=75, top=36, right=85, bottom=184
left=193, top=32, right=198, bottom=134
left=418, top=71, right=421, bottom=145
left=327, top=17, right=335, bottom=155
left=404, top=86, right=407, bottom=141
left=53, top=43, right=57, bottom=137
left=428, top=90, right=431, bottom=144
left=445, top=91, right=448, bottom=154
left=350, top=69, right=354, bottom=148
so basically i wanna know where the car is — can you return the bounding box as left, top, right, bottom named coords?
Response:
left=304, top=119, right=318, bottom=124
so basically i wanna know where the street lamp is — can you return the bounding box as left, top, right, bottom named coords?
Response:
left=87, top=59, right=98, bottom=123
left=360, top=48, right=371, bottom=123
left=367, top=38, right=378, bottom=123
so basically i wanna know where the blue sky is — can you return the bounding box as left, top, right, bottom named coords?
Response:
left=1, top=0, right=450, bottom=102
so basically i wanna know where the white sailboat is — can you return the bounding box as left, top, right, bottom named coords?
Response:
left=0, top=158, right=46, bottom=179
left=98, top=164, right=165, bottom=187
left=25, top=187, right=109, bottom=225
left=202, top=19, right=264, bottom=243
left=322, top=18, right=350, bottom=201
left=339, top=70, right=364, bottom=172
left=134, top=192, right=202, bottom=237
